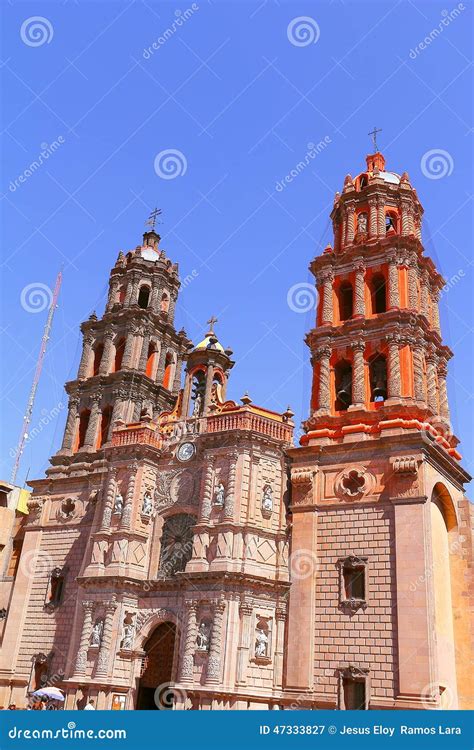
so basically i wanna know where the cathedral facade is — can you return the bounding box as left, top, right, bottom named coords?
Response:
left=0, top=151, right=472, bottom=711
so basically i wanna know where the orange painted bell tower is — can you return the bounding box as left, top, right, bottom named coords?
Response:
left=285, top=147, right=473, bottom=710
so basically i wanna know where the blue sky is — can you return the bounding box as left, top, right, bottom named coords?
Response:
left=1, top=0, right=472, bottom=488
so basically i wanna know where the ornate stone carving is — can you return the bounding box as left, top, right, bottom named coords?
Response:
left=392, top=456, right=417, bottom=474
left=261, top=484, right=273, bottom=516
left=196, top=621, right=210, bottom=651
left=90, top=618, right=104, bottom=647
left=135, top=608, right=174, bottom=635
left=291, top=468, right=314, bottom=507
left=335, top=467, right=374, bottom=500
left=213, top=482, right=225, bottom=508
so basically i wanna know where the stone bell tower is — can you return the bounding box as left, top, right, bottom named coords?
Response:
left=56, top=226, right=192, bottom=459
left=285, top=147, right=473, bottom=710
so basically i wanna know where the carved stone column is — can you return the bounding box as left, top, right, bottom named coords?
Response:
left=223, top=451, right=239, bottom=521
left=320, top=271, right=334, bottom=326
left=368, top=198, right=377, bottom=238
left=121, top=326, right=137, bottom=369
left=437, top=361, right=451, bottom=423
left=205, top=600, right=226, bottom=685
left=83, top=395, right=101, bottom=448
left=411, top=341, right=425, bottom=403
left=95, top=599, right=118, bottom=679
left=99, top=329, right=115, bottom=375
left=345, top=204, right=355, bottom=245
left=401, top=200, right=412, bottom=236
left=200, top=455, right=215, bottom=522
left=316, top=346, right=331, bottom=414
left=124, top=275, right=136, bottom=306
left=350, top=341, right=365, bottom=408
left=407, top=257, right=419, bottom=310
left=426, top=352, right=439, bottom=414
left=273, top=608, right=287, bottom=689
left=377, top=198, right=386, bottom=237
left=387, top=334, right=401, bottom=400
left=430, top=287, right=441, bottom=334
left=137, top=330, right=151, bottom=372
left=100, top=469, right=117, bottom=532
left=203, top=363, right=215, bottom=415
left=150, top=285, right=160, bottom=313
left=106, top=279, right=119, bottom=312
left=179, top=600, right=198, bottom=683
left=78, top=334, right=93, bottom=380
left=236, top=601, right=253, bottom=685
left=108, top=390, right=126, bottom=441
left=73, top=601, right=94, bottom=678
left=420, top=271, right=430, bottom=317
left=387, top=254, right=400, bottom=309
left=155, top=345, right=168, bottom=384
left=60, top=396, right=79, bottom=451
left=129, top=278, right=139, bottom=307
left=353, top=259, right=365, bottom=317
left=120, top=462, right=138, bottom=530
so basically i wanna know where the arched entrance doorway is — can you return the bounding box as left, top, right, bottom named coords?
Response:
left=136, top=621, right=177, bottom=710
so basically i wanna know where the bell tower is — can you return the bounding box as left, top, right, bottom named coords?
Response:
left=285, top=146, right=473, bottom=710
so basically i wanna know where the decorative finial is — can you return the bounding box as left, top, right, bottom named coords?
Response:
left=368, top=126, right=382, bottom=152
left=144, top=207, right=162, bottom=231
left=206, top=315, right=218, bottom=334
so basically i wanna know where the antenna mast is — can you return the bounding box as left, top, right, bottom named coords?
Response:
left=11, top=271, right=63, bottom=485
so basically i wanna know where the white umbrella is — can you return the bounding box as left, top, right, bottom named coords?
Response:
left=32, top=687, right=65, bottom=701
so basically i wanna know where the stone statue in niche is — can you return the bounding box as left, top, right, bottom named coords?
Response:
left=196, top=621, right=210, bottom=651
left=255, top=627, right=269, bottom=658
left=121, top=619, right=135, bottom=651
left=90, top=619, right=104, bottom=647
left=214, top=482, right=225, bottom=507
left=141, top=491, right=153, bottom=516
left=192, top=393, right=203, bottom=417
left=262, top=485, right=273, bottom=513
left=357, top=212, right=368, bottom=234
left=113, top=492, right=123, bottom=515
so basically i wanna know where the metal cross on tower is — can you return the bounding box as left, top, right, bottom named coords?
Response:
left=145, top=207, right=162, bottom=231
left=368, top=126, right=382, bottom=152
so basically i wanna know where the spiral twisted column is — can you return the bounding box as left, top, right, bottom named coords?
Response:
left=179, top=600, right=198, bottom=683
left=320, top=271, right=334, bottom=326
left=316, top=346, right=331, bottom=414
left=78, top=334, right=94, bottom=380
left=387, top=254, right=400, bottom=309
left=407, top=257, right=419, bottom=310
left=95, top=599, right=118, bottom=679
left=205, top=600, right=226, bottom=685
left=353, top=260, right=365, bottom=317
left=368, top=198, right=377, bottom=238
left=73, top=601, right=95, bottom=678
left=100, top=468, right=117, bottom=531
left=99, top=329, right=115, bottom=375
left=350, top=341, right=365, bottom=408
left=83, top=394, right=101, bottom=448
left=426, top=352, right=439, bottom=414
left=223, top=450, right=239, bottom=521
left=61, top=396, right=79, bottom=451
left=387, top=334, right=401, bottom=399
left=345, top=204, right=355, bottom=245
left=200, top=455, right=215, bottom=522
left=120, top=462, right=138, bottom=530
left=437, top=360, right=450, bottom=422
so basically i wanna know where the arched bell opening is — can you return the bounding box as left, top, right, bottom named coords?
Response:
left=369, top=353, right=387, bottom=402
left=97, top=405, right=113, bottom=448
left=136, top=622, right=178, bottom=710
left=145, top=342, right=159, bottom=379
left=75, top=409, right=90, bottom=452
left=162, top=353, right=174, bottom=390
left=137, top=285, right=151, bottom=309
left=337, top=282, right=353, bottom=322
left=370, top=273, right=387, bottom=314
left=92, top=343, right=104, bottom=377
left=113, top=338, right=125, bottom=372
left=385, top=210, right=399, bottom=235
left=160, top=292, right=170, bottom=314
left=189, top=369, right=206, bottom=416
left=334, top=360, right=353, bottom=412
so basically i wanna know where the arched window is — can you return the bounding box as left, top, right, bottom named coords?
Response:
left=359, top=174, right=368, bottom=189
left=385, top=211, right=398, bottom=234
left=369, top=353, right=387, bottom=402
left=92, top=343, right=104, bottom=376
left=76, top=409, right=90, bottom=451
left=97, top=405, right=113, bottom=448
left=158, top=514, right=196, bottom=577
left=162, top=353, right=174, bottom=390
left=334, top=360, right=352, bottom=411
left=117, top=285, right=126, bottom=304
left=338, top=282, right=353, bottom=322
left=114, top=338, right=125, bottom=372
left=145, top=343, right=158, bottom=379
left=138, top=285, right=150, bottom=309
left=160, top=292, right=170, bottom=314
left=370, top=274, right=386, bottom=314
left=190, top=370, right=206, bottom=416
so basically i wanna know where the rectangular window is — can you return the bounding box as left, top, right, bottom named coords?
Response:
left=339, top=666, right=369, bottom=710
left=343, top=678, right=366, bottom=710
left=343, top=565, right=365, bottom=600
left=338, top=555, right=368, bottom=610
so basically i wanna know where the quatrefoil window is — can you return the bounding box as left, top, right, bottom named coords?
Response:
left=341, top=470, right=366, bottom=497
left=60, top=498, right=75, bottom=518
